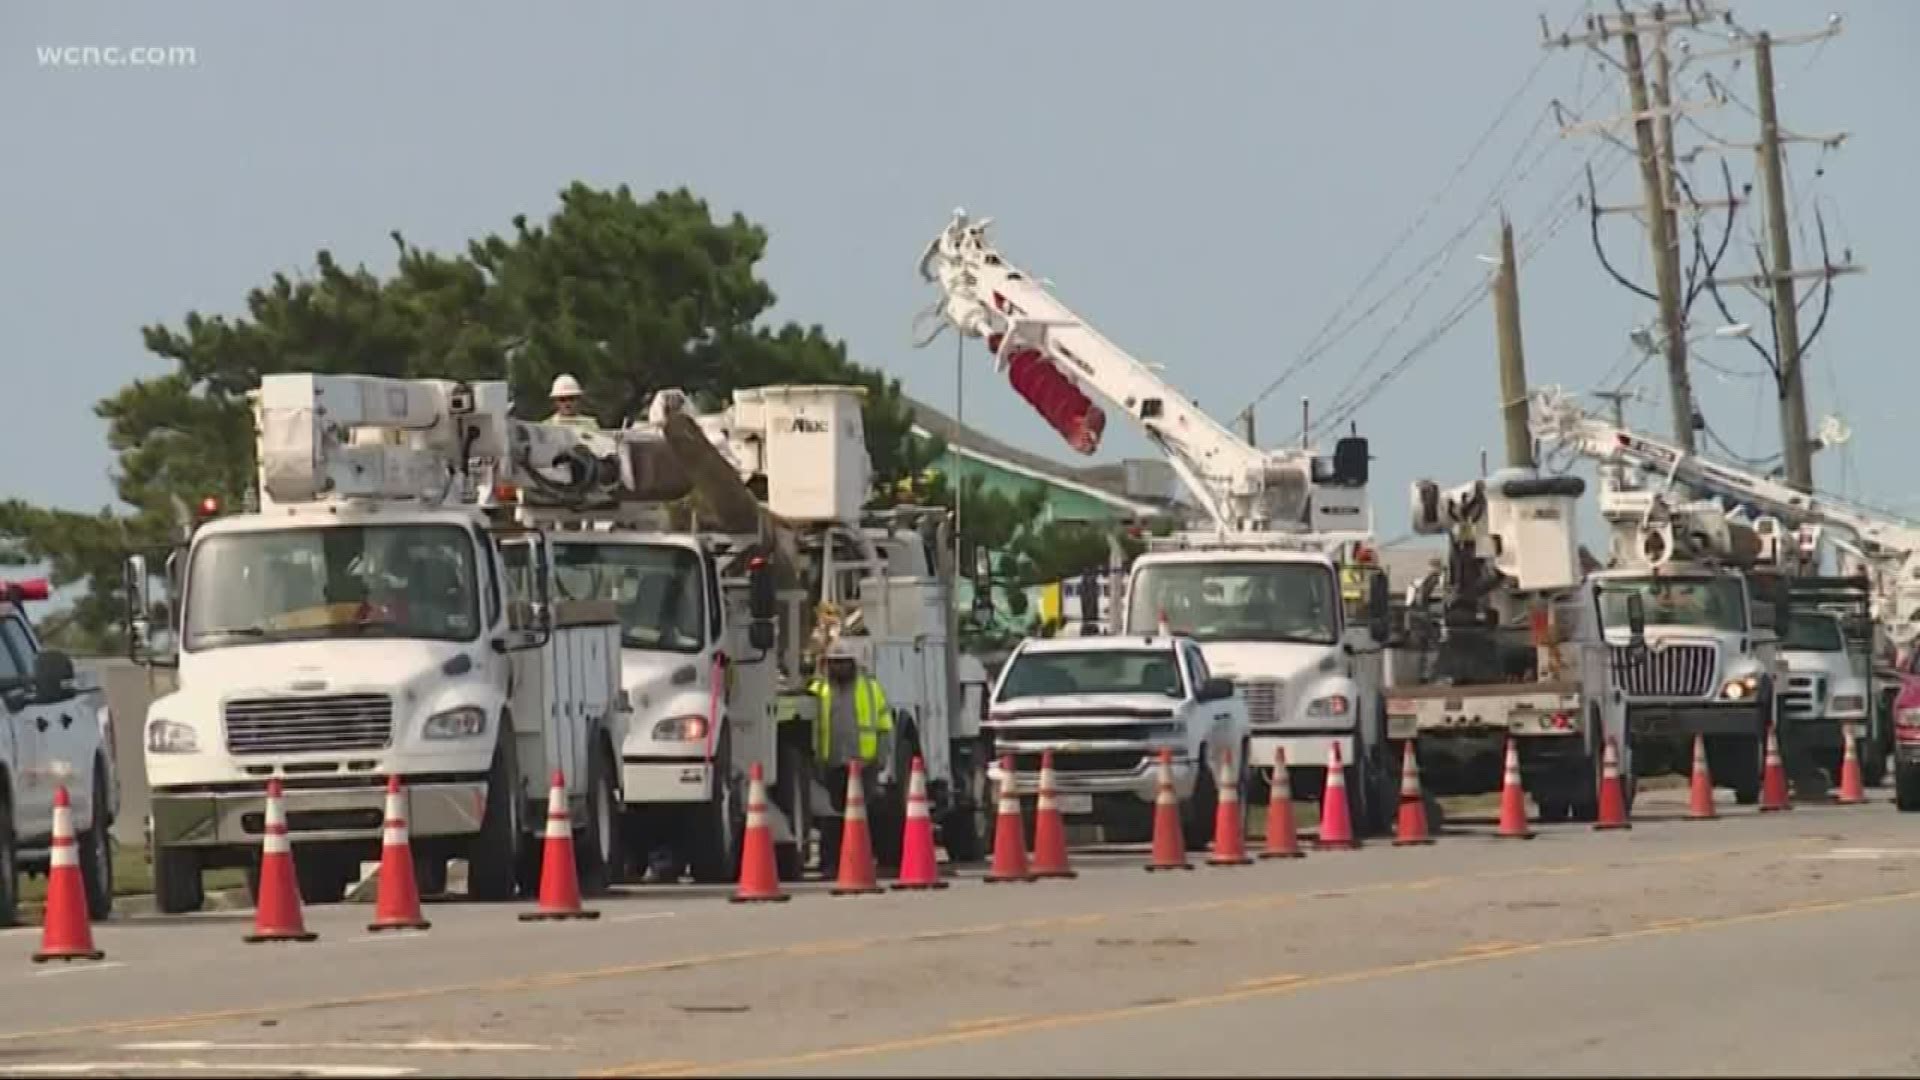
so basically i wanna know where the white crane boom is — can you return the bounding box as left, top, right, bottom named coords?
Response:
left=914, top=210, right=1370, bottom=537
left=1529, top=386, right=1920, bottom=644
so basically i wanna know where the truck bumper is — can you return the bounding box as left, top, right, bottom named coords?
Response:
left=1626, top=703, right=1760, bottom=741
left=621, top=756, right=713, bottom=804
left=1249, top=733, right=1355, bottom=775
left=987, top=756, right=1196, bottom=808
left=150, top=777, right=488, bottom=847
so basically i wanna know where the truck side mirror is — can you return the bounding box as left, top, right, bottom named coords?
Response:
left=123, top=554, right=151, bottom=658
left=1626, top=593, right=1647, bottom=642
left=747, top=555, right=776, bottom=622
left=33, top=650, right=75, bottom=705
left=748, top=619, right=775, bottom=652
left=1198, top=676, right=1235, bottom=702
left=1367, top=572, right=1391, bottom=641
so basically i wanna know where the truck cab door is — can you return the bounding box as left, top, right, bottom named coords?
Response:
left=0, top=622, right=50, bottom=840
left=4, top=616, right=90, bottom=830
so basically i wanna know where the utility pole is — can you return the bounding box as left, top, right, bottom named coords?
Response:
left=1544, top=4, right=1722, bottom=453
left=1491, top=216, right=1534, bottom=469
left=1753, top=32, right=1811, bottom=492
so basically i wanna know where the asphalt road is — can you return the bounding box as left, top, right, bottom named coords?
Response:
left=2, top=787, right=1918, bottom=1077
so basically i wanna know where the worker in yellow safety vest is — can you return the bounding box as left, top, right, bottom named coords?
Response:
left=545, top=374, right=599, bottom=431
left=809, top=641, right=898, bottom=874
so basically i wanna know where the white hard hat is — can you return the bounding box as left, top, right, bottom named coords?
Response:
left=550, top=374, right=583, bottom=399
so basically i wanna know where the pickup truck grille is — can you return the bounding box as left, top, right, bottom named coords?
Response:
left=987, top=722, right=1170, bottom=745
left=1609, top=643, right=1716, bottom=699
left=1781, top=674, right=1825, bottom=720
left=224, top=694, right=394, bottom=755
left=1006, top=750, right=1148, bottom=775
left=1237, top=679, right=1282, bottom=726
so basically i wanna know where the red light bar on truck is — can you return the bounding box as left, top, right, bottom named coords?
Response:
left=0, top=578, right=50, bottom=603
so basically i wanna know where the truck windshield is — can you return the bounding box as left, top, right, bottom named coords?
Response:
left=1595, top=575, right=1747, bottom=633
left=183, top=524, right=480, bottom=651
left=1782, top=613, right=1845, bottom=652
left=997, top=649, right=1183, bottom=701
left=1125, top=561, right=1339, bottom=645
left=553, top=541, right=704, bottom=654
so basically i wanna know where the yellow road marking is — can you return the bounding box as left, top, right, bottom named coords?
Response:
left=642, top=887, right=1920, bottom=1077
left=1233, top=974, right=1306, bottom=991
left=0, top=836, right=1821, bottom=1048
left=1452, top=940, right=1522, bottom=957
left=944, top=1015, right=1023, bottom=1032
left=582, top=1061, right=699, bottom=1078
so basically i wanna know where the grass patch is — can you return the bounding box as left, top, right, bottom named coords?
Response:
left=18, top=844, right=245, bottom=904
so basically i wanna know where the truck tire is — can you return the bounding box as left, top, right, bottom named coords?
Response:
left=1182, top=745, right=1219, bottom=851
left=1897, top=762, right=1920, bottom=811
left=774, top=741, right=810, bottom=882
left=79, top=765, right=115, bottom=921
left=1861, top=740, right=1888, bottom=789
left=468, top=723, right=526, bottom=901
left=687, top=730, right=742, bottom=885
left=0, top=797, right=17, bottom=928
left=1728, top=738, right=1763, bottom=806
left=151, top=842, right=204, bottom=915
left=575, top=740, right=619, bottom=897
left=413, top=852, right=449, bottom=898
left=296, top=852, right=355, bottom=905
left=936, top=739, right=987, bottom=865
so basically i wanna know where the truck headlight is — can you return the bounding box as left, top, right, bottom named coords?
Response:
left=422, top=707, right=487, bottom=740
left=1830, top=694, right=1867, bottom=715
left=651, top=714, right=710, bottom=742
left=1306, top=694, right=1350, bottom=719
left=146, top=719, right=198, bottom=754
left=1720, top=675, right=1758, bottom=701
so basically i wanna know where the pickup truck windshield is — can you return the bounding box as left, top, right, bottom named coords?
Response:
left=1782, top=613, right=1845, bottom=652
left=1126, top=561, right=1339, bottom=645
left=184, top=524, right=480, bottom=651
left=1595, top=575, right=1747, bottom=633
left=552, top=541, right=704, bottom=653
left=997, top=649, right=1183, bottom=701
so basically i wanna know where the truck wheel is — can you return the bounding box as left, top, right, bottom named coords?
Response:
left=1861, top=741, right=1888, bottom=789
left=468, top=725, right=525, bottom=901
left=151, top=843, right=204, bottom=914
left=575, top=742, right=619, bottom=897
left=937, top=741, right=987, bottom=864
left=413, top=852, right=449, bottom=897
left=79, top=766, right=115, bottom=921
left=294, top=852, right=355, bottom=905
left=1182, top=746, right=1218, bottom=851
left=0, top=798, right=17, bottom=928
left=1897, top=763, right=1920, bottom=811
left=688, top=731, right=741, bottom=884
left=1730, top=740, right=1763, bottom=806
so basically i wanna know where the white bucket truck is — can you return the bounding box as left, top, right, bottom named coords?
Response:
left=520, top=386, right=981, bottom=882
left=126, top=374, right=626, bottom=911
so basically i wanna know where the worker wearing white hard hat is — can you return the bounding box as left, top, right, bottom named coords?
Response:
left=809, top=636, right=898, bottom=872
left=545, top=373, right=598, bottom=431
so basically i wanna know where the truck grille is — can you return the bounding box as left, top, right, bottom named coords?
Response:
left=1609, top=643, right=1717, bottom=699
left=1007, top=751, right=1147, bottom=775
left=1781, top=674, right=1825, bottom=720
left=224, top=694, right=394, bottom=755
left=1237, top=679, right=1283, bottom=726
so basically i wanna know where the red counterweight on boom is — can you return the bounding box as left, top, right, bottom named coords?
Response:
left=986, top=332, right=1106, bottom=455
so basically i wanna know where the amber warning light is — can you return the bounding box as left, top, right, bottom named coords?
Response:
left=0, top=579, right=50, bottom=604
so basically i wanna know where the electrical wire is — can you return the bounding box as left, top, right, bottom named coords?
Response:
left=1240, top=0, right=1598, bottom=419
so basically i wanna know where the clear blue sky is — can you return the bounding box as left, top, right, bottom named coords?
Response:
left=5, top=1, right=1916, bottom=548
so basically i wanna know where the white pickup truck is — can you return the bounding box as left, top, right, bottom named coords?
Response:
left=984, top=633, right=1249, bottom=850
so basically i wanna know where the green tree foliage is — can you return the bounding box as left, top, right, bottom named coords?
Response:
left=0, top=183, right=952, bottom=650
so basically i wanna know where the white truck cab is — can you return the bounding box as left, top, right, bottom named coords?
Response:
left=985, top=632, right=1247, bottom=849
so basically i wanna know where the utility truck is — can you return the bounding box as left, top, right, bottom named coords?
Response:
left=984, top=630, right=1248, bottom=848
left=1772, top=576, right=1880, bottom=794
left=127, top=374, right=629, bottom=911
left=508, top=385, right=983, bottom=881
left=915, top=210, right=1397, bottom=834
left=1389, top=469, right=1629, bottom=821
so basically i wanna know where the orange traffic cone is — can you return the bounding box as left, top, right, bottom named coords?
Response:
left=1393, top=741, right=1433, bottom=846
left=1685, top=733, right=1717, bottom=821
left=1259, top=747, right=1305, bottom=859
left=1315, top=742, right=1358, bottom=851
left=984, top=756, right=1035, bottom=883
left=32, top=784, right=103, bottom=963
left=1030, top=750, right=1077, bottom=879
left=367, top=775, right=430, bottom=932
left=1593, top=737, right=1631, bottom=831
left=246, top=778, right=318, bottom=943
left=1834, top=726, right=1867, bottom=805
left=521, top=770, right=601, bottom=919
left=891, top=756, right=948, bottom=891
left=729, top=763, right=789, bottom=904
left=1144, top=748, right=1192, bottom=871
left=1759, top=723, right=1792, bottom=813
left=1208, top=745, right=1251, bottom=866
left=830, top=760, right=882, bottom=896
left=1494, top=738, right=1534, bottom=840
